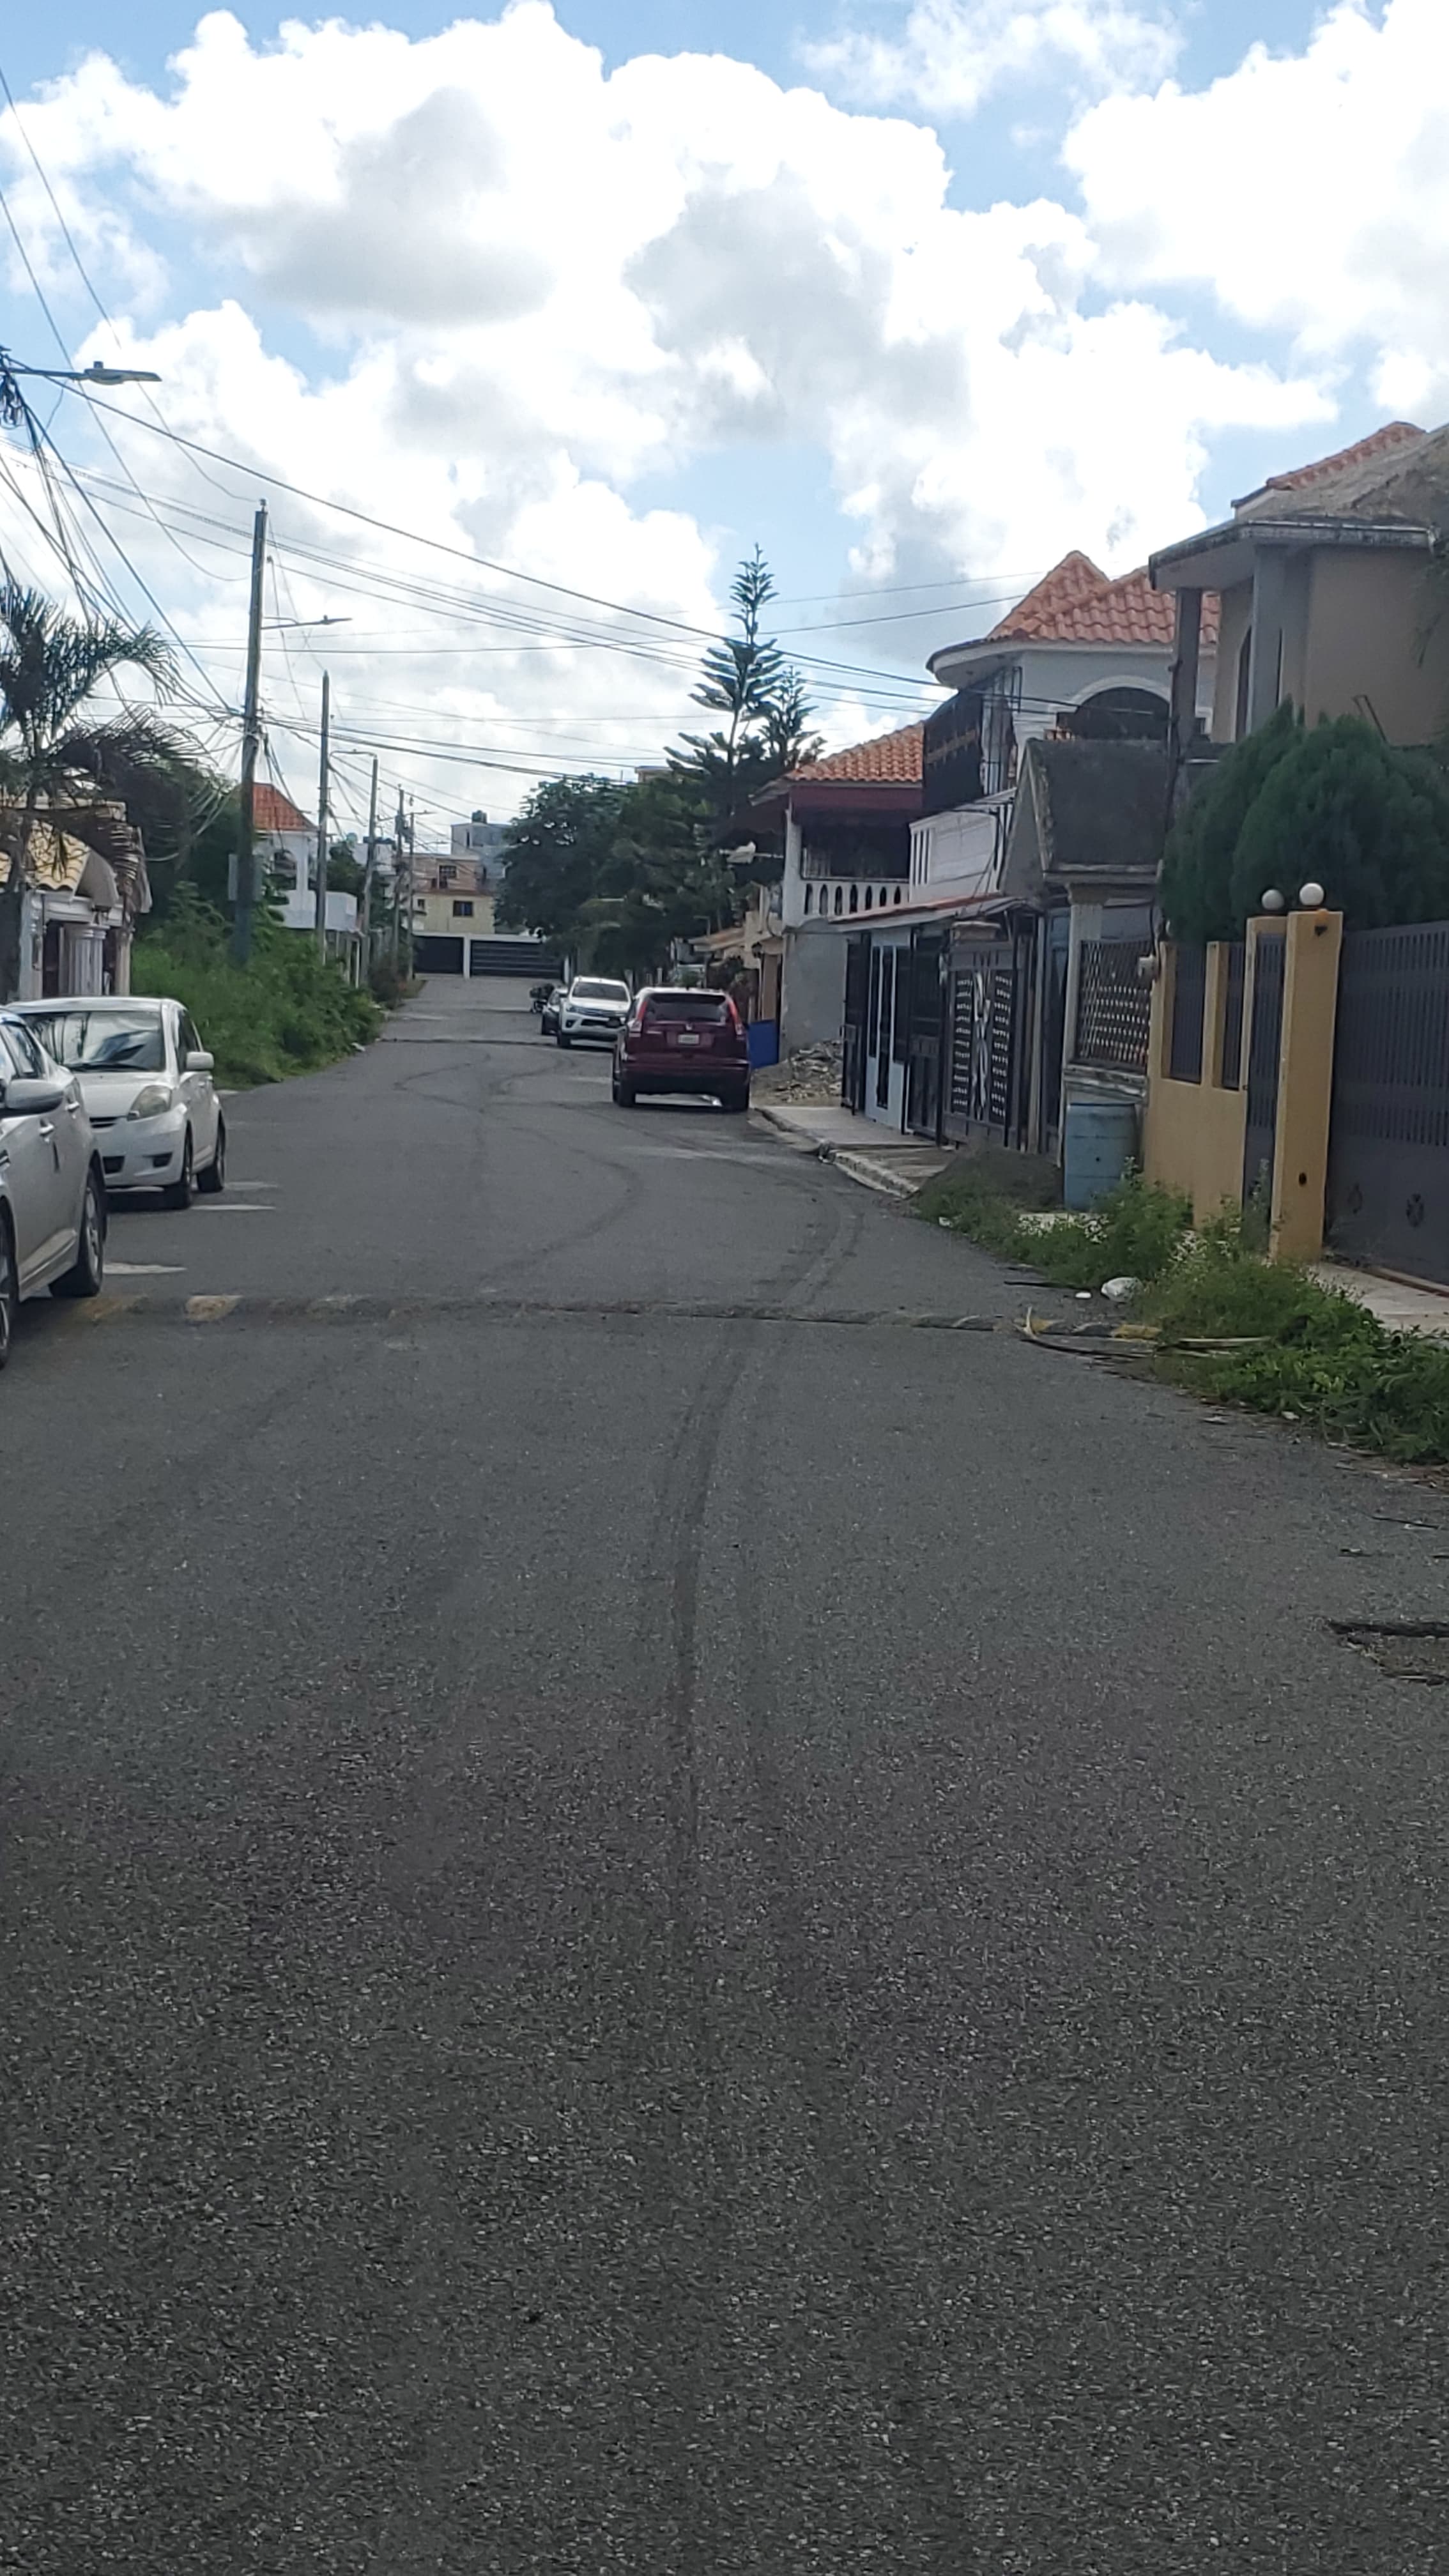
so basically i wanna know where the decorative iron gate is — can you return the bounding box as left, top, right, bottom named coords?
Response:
left=1328, top=921, right=1449, bottom=1285
left=841, top=931, right=871, bottom=1113
left=1243, top=930, right=1285, bottom=1210
left=945, top=945, right=1017, bottom=1142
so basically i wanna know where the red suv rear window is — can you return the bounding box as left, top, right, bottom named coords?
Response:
left=643, top=993, right=730, bottom=1022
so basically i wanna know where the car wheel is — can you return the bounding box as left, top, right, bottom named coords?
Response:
left=615, top=1078, right=636, bottom=1107
left=721, top=1086, right=751, bottom=1114
left=197, top=1117, right=226, bottom=1195
left=0, top=1211, right=17, bottom=1369
left=163, top=1130, right=194, bottom=1211
left=556, top=1032, right=571, bottom=1049
left=51, top=1168, right=106, bottom=1300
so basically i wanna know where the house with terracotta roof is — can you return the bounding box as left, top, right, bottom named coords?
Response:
left=915, top=555, right=1218, bottom=903
left=0, top=795, right=151, bottom=1000
left=1149, top=421, right=1449, bottom=746
left=747, top=723, right=926, bottom=1054
left=250, top=779, right=362, bottom=949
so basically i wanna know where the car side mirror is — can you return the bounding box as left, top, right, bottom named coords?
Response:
left=1, top=1075, right=67, bottom=1117
left=185, top=1050, right=215, bottom=1073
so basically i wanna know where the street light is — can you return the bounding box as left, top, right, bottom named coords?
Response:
left=5, top=358, right=162, bottom=386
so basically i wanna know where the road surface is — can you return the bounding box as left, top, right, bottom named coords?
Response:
left=3, top=975, right=1445, bottom=2571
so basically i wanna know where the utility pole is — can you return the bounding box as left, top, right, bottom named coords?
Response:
left=231, top=501, right=268, bottom=965
left=390, top=790, right=408, bottom=970
left=358, top=753, right=379, bottom=986
left=313, top=670, right=330, bottom=958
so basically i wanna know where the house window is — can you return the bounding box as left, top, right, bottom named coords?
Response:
left=1234, top=627, right=1253, bottom=739
left=452, top=898, right=474, bottom=917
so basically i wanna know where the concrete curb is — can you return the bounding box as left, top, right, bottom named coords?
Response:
left=831, top=1151, right=923, bottom=1200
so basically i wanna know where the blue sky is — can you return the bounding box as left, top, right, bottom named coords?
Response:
left=0, top=3, right=1439, bottom=811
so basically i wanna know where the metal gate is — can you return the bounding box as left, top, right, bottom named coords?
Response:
left=1328, top=921, right=1449, bottom=1285
left=905, top=933, right=946, bottom=1137
left=944, top=946, right=1016, bottom=1142
left=1243, top=930, right=1285, bottom=1211
left=841, top=932, right=871, bottom=1113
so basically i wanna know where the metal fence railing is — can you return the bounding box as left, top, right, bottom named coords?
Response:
left=1075, top=939, right=1152, bottom=1074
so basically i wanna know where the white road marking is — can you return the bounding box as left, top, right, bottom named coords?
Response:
left=106, top=1261, right=186, bottom=1276
left=195, top=1202, right=272, bottom=1212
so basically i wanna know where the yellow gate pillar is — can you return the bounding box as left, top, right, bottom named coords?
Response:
left=1269, top=907, right=1343, bottom=1262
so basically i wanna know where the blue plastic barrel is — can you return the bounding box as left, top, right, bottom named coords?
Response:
left=1062, top=1098, right=1137, bottom=1211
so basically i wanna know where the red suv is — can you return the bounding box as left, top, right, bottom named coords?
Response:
left=613, top=988, right=751, bottom=1112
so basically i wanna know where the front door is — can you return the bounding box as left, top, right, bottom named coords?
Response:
left=905, top=933, right=946, bottom=1138
left=1243, top=929, right=1285, bottom=1222
left=841, top=933, right=870, bottom=1112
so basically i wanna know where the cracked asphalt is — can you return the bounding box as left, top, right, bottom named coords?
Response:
left=3, top=974, right=1448, bottom=2572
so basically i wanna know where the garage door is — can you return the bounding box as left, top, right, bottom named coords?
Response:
left=413, top=935, right=464, bottom=975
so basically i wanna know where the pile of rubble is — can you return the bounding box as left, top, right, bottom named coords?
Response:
left=751, top=1041, right=843, bottom=1105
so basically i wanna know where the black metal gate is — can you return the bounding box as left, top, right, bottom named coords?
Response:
left=1243, top=930, right=1285, bottom=1210
left=841, top=931, right=871, bottom=1113
left=944, top=945, right=1017, bottom=1143
left=905, top=932, right=946, bottom=1137
left=1328, top=921, right=1449, bottom=1285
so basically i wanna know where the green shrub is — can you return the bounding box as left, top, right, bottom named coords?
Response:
left=1146, top=1221, right=1449, bottom=1462
left=131, top=892, right=380, bottom=1085
left=918, top=1165, right=1190, bottom=1292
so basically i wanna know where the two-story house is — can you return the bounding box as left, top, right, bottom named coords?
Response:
left=749, top=724, right=924, bottom=1055
left=253, top=782, right=360, bottom=951
left=914, top=553, right=1219, bottom=900
left=1147, top=420, right=1449, bottom=746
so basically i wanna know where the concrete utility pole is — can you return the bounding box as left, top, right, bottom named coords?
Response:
left=313, top=671, right=330, bottom=958
left=358, top=753, right=379, bottom=985
left=232, top=501, right=268, bottom=966
left=390, top=791, right=409, bottom=969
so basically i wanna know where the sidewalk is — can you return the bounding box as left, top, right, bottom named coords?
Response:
left=756, top=1102, right=951, bottom=1200
left=1312, top=1259, right=1449, bottom=1339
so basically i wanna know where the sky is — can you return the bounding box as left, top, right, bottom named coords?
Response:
left=1, top=0, right=1446, bottom=835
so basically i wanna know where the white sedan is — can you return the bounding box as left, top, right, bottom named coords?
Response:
left=0, top=1011, right=106, bottom=1366
left=16, top=997, right=225, bottom=1209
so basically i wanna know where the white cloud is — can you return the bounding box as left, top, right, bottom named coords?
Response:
left=806, top=0, right=1179, bottom=120
left=0, top=3, right=1333, bottom=811
left=1066, top=0, right=1449, bottom=413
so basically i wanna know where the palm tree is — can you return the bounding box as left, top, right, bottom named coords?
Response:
left=0, top=579, right=178, bottom=999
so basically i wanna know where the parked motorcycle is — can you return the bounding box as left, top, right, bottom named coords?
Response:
left=530, top=983, right=555, bottom=1015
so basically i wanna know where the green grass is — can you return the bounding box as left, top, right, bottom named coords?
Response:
left=132, top=893, right=381, bottom=1086
left=917, top=1162, right=1192, bottom=1290
left=919, top=1162, right=1449, bottom=1464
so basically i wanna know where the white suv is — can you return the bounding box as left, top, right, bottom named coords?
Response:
left=556, top=977, right=632, bottom=1049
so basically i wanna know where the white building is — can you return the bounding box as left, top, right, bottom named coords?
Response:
left=913, top=555, right=1218, bottom=900
left=252, top=783, right=358, bottom=947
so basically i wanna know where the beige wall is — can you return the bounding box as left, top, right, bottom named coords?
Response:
left=1143, top=946, right=1246, bottom=1220
left=1270, top=908, right=1342, bottom=1261
left=415, top=889, right=496, bottom=939
left=1302, top=550, right=1449, bottom=742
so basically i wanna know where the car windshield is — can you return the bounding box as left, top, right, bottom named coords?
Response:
left=572, top=981, right=630, bottom=1003
left=644, top=992, right=730, bottom=1020
left=24, top=1008, right=167, bottom=1074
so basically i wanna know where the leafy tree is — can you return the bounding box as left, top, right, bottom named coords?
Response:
left=326, top=839, right=366, bottom=895
left=0, top=579, right=179, bottom=997
left=582, top=770, right=732, bottom=979
left=496, top=774, right=627, bottom=947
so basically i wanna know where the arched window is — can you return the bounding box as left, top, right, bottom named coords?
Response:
left=1062, top=686, right=1169, bottom=743
left=848, top=884, right=859, bottom=913
left=864, top=884, right=873, bottom=909
left=833, top=884, right=844, bottom=915
left=803, top=882, right=814, bottom=914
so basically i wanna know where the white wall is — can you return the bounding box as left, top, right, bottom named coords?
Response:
left=911, top=799, right=1004, bottom=895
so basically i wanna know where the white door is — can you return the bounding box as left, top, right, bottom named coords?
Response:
left=0, top=1025, right=74, bottom=1280
left=174, top=1008, right=220, bottom=1169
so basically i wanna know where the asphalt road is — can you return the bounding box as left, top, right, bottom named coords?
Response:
left=4, top=974, right=1448, bottom=2572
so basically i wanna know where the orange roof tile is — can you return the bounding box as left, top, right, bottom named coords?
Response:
left=986, top=555, right=1219, bottom=650
left=1239, top=420, right=1423, bottom=508
left=791, top=722, right=923, bottom=784
left=252, top=782, right=311, bottom=832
